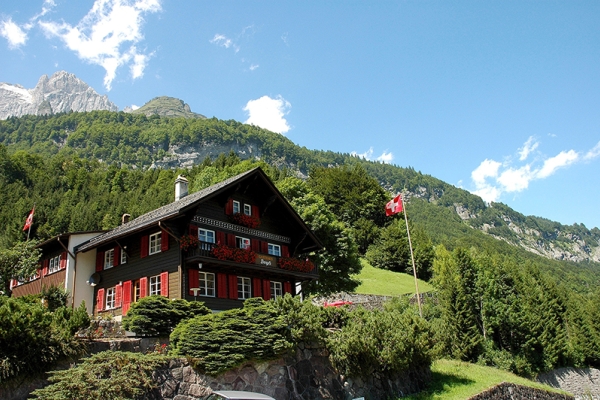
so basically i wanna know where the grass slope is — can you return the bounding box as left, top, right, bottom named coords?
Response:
left=353, top=259, right=433, bottom=296
left=404, top=359, right=569, bottom=399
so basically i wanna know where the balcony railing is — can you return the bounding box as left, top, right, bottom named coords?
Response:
left=185, top=241, right=318, bottom=276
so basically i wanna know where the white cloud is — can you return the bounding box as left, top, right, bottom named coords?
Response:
left=536, top=150, right=578, bottom=179
left=518, top=136, right=539, bottom=161
left=249, top=64, right=259, bottom=71
left=351, top=147, right=393, bottom=164
left=468, top=137, right=598, bottom=203
left=38, top=0, right=161, bottom=90
left=584, top=141, right=600, bottom=161
left=210, top=33, right=239, bottom=53
left=0, top=18, right=28, bottom=48
left=243, top=95, right=291, bottom=134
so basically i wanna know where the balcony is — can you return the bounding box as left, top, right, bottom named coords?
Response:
left=184, top=241, right=319, bottom=278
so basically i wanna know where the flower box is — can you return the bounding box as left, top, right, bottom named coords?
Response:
left=278, top=257, right=315, bottom=273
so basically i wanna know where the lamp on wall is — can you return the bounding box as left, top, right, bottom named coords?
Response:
left=198, top=263, right=203, bottom=269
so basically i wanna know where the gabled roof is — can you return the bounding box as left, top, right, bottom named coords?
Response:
left=76, top=167, right=322, bottom=253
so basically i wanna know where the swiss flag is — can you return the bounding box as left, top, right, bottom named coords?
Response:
left=23, top=208, right=34, bottom=231
left=385, top=194, right=403, bottom=216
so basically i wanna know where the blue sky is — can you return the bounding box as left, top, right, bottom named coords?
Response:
left=1, top=0, right=599, bottom=229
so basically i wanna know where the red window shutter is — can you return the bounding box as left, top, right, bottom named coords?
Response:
left=252, top=278, right=262, bottom=298
left=228, top=275, right=238, bottom=299
left=262, top=280, right=271, bottom=301
left=284, top=282, right=292, bottom=294
left=161, top=230, right=169, bottom=252
left=96, top=252, right=104, bottom=272
left=122, top=280, right=132, bottom=315
left=115, top=283, right=123, bottom=308
left=160, top=271, right=169, bottom=297
left=251, top=205, right=260, bottom=219
left=139, top=277, right=148, bottom=298
left=96, top=288, right=105, bottom=312
left=10, top=279, right=17, bottom=289
left=113, top=246, right=120, bottom=267
left=60, top=252, right=67, bottom=269
left=188, top=269, right=199, bottom=295
left=227, top=234, right=236, bottom=247
left=189, top=224, right=199, bottom=237
left=217, top=273, right=228, bottom=298
left=43, top=259, right=49, bottom=276
left=260, top=241, right=268, bottom=254
left=251, top=239, right=259, bottom=252
left=140, top=235, right=149, bottom=258
left=216, top=231, right=225, bottom=245
left=282, top=245, right=290, bottom=258
left=225, top=198, right=234, bottom=215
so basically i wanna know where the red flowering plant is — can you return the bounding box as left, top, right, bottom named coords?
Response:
left=278, top=257, right=315, bottom=273
left=211, top=244, right=256, bottom=264
left=180, top=234, right=200, bottom=251
left=230, top=212, right=261, bottom=229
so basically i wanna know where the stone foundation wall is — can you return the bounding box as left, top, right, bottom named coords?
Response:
left=468, top=382, right=574, bottom=400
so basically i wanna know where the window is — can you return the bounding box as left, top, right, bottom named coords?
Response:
left=134, top=279, right=141, bottom=302
left=149, top=232, right=162, bottom=255
left=149, top=275, right=161, bottom=296
left=270, top=281, right=283, bottom=299
left=120, top=249, right=127, bottom=264
left=199, top=272, right=215, bottom=297
left=243, top=203, right=252, bottom=215
left=268, top=243, right=281, bottom=257
left=237, top=277, right=251, bottom=299
left=199, top=229, right=215, bottom=250
left=106, top=287, right=116, bottom=309
left=48, top=255, right=61, bottom=274
left=233, top=200, right=241, bottom=214
left=236, top=236, right=250, bottom=250
left=104, top=249, right=114, bottom=269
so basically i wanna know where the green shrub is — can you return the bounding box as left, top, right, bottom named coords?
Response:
left=327, top=307, right=433, bottom=379
left=0, top=295, right=88, bottom=384
left=31, top=351, right=169, bottom=399
left=170, top=297, right=293, bottom=375
left=121, top=295, right=210, bottom=336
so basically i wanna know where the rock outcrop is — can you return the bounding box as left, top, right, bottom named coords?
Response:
left=0, top=71, right=118, bottom=119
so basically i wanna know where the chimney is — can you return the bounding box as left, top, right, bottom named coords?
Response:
left=175, top=175, right=189, bottom=201
left=122, top=213, right=131, bottom=224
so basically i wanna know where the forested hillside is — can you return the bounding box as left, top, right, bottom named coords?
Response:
left=1, top=111, right=599, bottom=292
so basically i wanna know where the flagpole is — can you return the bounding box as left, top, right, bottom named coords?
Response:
left=401, top=193, right=423, bottom=318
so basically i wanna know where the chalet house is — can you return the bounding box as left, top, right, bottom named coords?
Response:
left=10, top=231, right=105, bottom=309
left=72, top=167, right=322, bottom=318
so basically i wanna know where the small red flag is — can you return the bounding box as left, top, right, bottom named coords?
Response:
left=385, top=194, right=403, bottom=216
left=23, top=208, right=34, bottom=231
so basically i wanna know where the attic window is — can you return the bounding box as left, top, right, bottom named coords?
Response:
left=149, top=232, right=162, bottom=255
left=233, top=200, right=241, bottom=214
left=244, top=204, right=251, bottom=215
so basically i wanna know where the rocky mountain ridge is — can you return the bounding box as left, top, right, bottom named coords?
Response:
left=0, top=71, right=118, bottom=119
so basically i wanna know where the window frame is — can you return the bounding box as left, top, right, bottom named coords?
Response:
left=134, top=279, right=141, bottom=302
left=48, top=255, right=61, bottom=274
left=105, top=287, right=116, bottom=309
left=198, top=272, right=216, bottom=297
left=199, top=229, right=215, bottom=243
left=232, top=200, right=241, bottom=214
left=149, top=275, right=161, bottom=296
left=236, top=236, right=251, bottom=250
left=243, top=203, right=252, bottom=215
left=270, top=281, right=283, bottom=299
left=268, top=243, right=281, bottom=257
left=104, top=249, right=114, bottom=269
left=237, top=276, right=251, bottom=300
left=149, top=232, right=162, bottom=255
left=120, top=249, right=127, bottom=264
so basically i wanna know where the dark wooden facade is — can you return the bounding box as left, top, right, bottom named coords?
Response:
left=78, top=168, right=321, bottom=318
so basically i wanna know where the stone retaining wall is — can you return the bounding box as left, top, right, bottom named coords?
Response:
left=143, top=341, right=430, bottom=400
left=468, top=382, right=574, bottom=400
left=537, top=367, right=600, bottom=399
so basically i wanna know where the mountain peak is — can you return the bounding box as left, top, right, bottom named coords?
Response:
left=128, top=96, right=206, bottom=119
left=0, top=71, right=118, bottom=119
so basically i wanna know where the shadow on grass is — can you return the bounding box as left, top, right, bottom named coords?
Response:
left=403, top=371, right=475, bottom=399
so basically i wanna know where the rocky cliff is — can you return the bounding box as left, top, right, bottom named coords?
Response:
left=0, top=71, right=118, bottom=119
